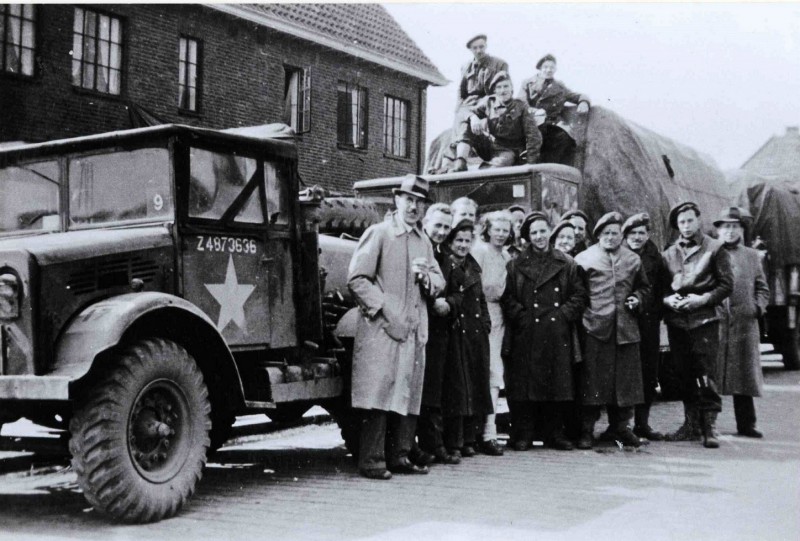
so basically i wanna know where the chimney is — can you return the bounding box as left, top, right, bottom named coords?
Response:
left=788, top=126, right=799, bottom=135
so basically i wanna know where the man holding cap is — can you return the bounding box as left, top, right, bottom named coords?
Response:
left=451, top=71, right=541, bottom=171
left=713, top=207, right=769, bottom=438
left=348, top=175, right=446, bottom=479
left=661, top=201, right=733, bottom=449
left=575, top=212, right=651, bottom=449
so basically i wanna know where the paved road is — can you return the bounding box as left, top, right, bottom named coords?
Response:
left=0, top=367, right=797, bottom=541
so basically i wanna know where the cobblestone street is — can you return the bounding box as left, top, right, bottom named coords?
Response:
left=0, top=365, right=797, bottom=541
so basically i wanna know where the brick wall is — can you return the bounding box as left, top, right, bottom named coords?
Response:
left=0, top=4, right=429, bottom=192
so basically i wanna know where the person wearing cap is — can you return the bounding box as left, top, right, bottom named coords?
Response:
left=506, top=204, right=529, bottom=260
left=561, top=209, right=591, bottom=255
left=574, top=212, right=651, bottom=449
left=501, top=212, right=588, bottom=451
left=517, top=54, right=590, bottom=165
left=439, top=219, right=494, bottom=460
left=347, top=175, right=446, bottom=479
left=448, top=34, right=509, bottom=172
left=471, top=211, right=515, bottom=455
left=713, top=207, right=769, bottom=438
left=450, top=71, right=542, bottom=172
left=550, top=220, right=576, bottom=255
left=661, top=201, right=733, bottom=449
left=622, top=213, right=667, bottom=441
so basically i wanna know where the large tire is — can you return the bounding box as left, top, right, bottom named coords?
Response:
left=767, top=306, right=800, bottom=371
left=69, top=338, right=211, bottom=523
left=208, top=410, right=235, bottom=454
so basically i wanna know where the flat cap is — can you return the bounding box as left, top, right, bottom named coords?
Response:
left=536, top=53, right=557, bottom=70
left=466, top=34, right=487, bottom=49
left=549, top=220, right=575, bottom=244
left=520, top=211, right=550, bottom=241
left=669, top=201, right=700, bottom=229
left=622, top=212, right=651, bottom=237
left=593, top=211, right=624, bottom=238
left=713, top=206, right=752, bottom=227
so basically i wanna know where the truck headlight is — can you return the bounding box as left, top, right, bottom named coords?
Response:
left=0, top=273, right=19, bottom=320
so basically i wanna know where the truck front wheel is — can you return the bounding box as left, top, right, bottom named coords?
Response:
left=69, top=338, right=211, bottom=522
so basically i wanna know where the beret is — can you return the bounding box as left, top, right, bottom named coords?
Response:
left=668, top=201, right=700, bottom=229
left=520, top=211, right=550, bottom=241
left=536, top=54, right=557, bottom=70
left=488, top=70, right=511, bottom=92
left=466, top=34, right=487, bottom=49
left=549, top=220, right=575, bottom=244
left=561, top=209, right=590, bottom=223
left=622, top=212, right=651, bottom=237
left=445, top=218, right=476, bottom=245
left=593, top=211, right=624, bottom=238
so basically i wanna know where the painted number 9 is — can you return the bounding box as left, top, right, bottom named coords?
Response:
left=153, top=194, right=164, bottom=211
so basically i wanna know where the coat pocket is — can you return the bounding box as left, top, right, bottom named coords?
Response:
left=380, top=304, right=410, bottom=342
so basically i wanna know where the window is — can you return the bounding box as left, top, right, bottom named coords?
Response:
left=1, top=4, right=35, bottom=77
left=0, top=160, right=59, bottom=235
left=284, top=67, right=310, bottom=133
left=384, top=96, right=409, bottom=158
left=71, top=7, right=123, bottom=95
left=337, top=82, right=368, bottom=148
left=189, top=148, right=263, bottom=224
left=178, top=37, right=201, bottom=112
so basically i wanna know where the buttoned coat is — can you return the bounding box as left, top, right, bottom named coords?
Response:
left=440, top=253, right=493, bottom=417
left=661, top=233, right=734, bottom=330
left=716, top=242, right=769, bottom=397
left=500, top=247, right=588, bottom=402
left=421, top=242, right=452, bottom=408
left=348, top=213, right=445, bottom=415
left=575, top=244, right=651, bottom=406
left=634, top=239, right=669, bottom=398
left=517, top=75, right=590, bottom=126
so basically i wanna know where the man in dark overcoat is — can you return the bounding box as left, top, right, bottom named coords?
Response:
left=440, top=220, right=494, bottom=458
left=661, top=202, right=733, bottom=449
left=713, top=207, right=770, bottom=438
left=575, top=212, right=651, bottom=449
left=501, top=212, right=588, bottom=451
left=623, top=213, right=667, bottom=441
left=416, top=203, right=461, bottom=464
left=450, top=34, right=509, bottom=172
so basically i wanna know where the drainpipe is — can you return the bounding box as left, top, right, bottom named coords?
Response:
left=417, top=83, right=426, bottom=174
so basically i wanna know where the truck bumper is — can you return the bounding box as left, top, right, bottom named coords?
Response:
left=0, top=376, right=70, bottom=400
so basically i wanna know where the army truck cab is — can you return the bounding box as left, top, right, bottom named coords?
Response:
left=0, top=125, right=351, bottom=522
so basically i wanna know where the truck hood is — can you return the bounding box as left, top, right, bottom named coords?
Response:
left=0, top=226, right=174, bottom=266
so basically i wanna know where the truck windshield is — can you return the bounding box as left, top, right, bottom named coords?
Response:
left=68, top=147, right=173, bottom=228
left=0, top=160, right=61, bottom=235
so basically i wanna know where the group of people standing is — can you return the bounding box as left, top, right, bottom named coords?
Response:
left=448, top=34, right=590, bottom=172
left=345, top=180, right=768, bottom=482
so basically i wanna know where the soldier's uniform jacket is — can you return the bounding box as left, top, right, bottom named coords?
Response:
left=470, top=96, right=541, bottom=163
left=661, top=231, right=734, bottom=330
left=517, top=75, right=590, bottom=125
left=458, top=54, right=509, bottom=107
left=422, top=241, right=453, bottom=409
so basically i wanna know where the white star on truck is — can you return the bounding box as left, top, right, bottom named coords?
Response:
left=205, top=255, right=256, bottom=331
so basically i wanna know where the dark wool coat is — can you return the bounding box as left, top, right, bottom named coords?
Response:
left=422, top=242, right=452, bottom=408
left=716, top=242, right=770, bottom=397
left=441, top=253, right=494, bottom=417
left=500, top=246, right=588, bottom=402
left=634, top=239, right=669, bottom=399
left=575, top=245, right=650, bottom=406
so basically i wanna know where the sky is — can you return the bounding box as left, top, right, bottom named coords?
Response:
left=384, top=2, right=800, bottom=170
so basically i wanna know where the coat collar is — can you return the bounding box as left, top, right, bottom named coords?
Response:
left=516, top=246, right=567, bottom=288
left=390, top=211, right=423, bottom=238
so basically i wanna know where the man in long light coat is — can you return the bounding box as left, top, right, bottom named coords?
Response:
left=348, top=175, right=445, bottom=480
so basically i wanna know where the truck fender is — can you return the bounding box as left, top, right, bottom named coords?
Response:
left=53, top=292, right=245, bottom=408
left=333, top=307, right=360, bottom=339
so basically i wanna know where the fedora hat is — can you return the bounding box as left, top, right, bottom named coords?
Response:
left=713, top=206, right=752, bottom=227
left=392, top=175, right=432, bottom=202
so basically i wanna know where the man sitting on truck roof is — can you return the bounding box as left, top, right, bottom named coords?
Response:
left=450, top=71, right=542, bottom=172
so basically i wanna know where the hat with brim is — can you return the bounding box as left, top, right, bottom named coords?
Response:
left=446, top=218, right=476, bottom=245
left=622, top=212, right=651, bottom=237
left=392, top=174, right=432, bottom=202
left=713, top=206, right=752, bottom=228
left=669, top=201, right=700, bottom=229
left=549, top=220, right=575, bottom=245
left=466, top=34, right=487, bottom=49
left=536, top=54, right=557, bottom=70
left=520, top=211, right=550, bottom=241
left=489, top=71, right=511, bottom=93
left=593, top=211, right=624, bottom=238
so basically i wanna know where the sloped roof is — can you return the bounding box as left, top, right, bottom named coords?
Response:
left=742, top=126, right=800, bottom=183
left=208, top=4, right=447, bottom=86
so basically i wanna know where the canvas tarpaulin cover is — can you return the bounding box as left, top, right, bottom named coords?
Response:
left=736, top=181, right=800, bottom=268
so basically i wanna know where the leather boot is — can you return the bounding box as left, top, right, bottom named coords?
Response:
left=634, top=404, right=664, bottom=441
left=702, top=411, right=720, bottom=449
left=576, top=414, right=596, bottom=450
left=614, top=411, right=641, bottom=448
left=665, top=402, right=702, bottom=442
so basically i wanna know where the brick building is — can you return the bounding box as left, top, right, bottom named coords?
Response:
left=0, top=4, right=446, bottom=192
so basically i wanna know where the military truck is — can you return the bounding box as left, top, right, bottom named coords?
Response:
left=0, top=125, right=360, bottom=522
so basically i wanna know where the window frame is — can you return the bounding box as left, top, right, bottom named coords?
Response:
left=0, top=4, right=37, bottom=78
left=71, top=6, right=124, bottom=96
left=337, top=81, right=368, bottom=150
left=178, top=35, right=202, bottom=113
left=383, top=95, right=410, bottom=159
left=283, top=65, right=311, bottom=134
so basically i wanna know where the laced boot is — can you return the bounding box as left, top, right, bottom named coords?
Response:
left=576, top=415, right=596, bottom=450
left=702, top=411, right=720, bottom=449
left=665, top=402, right=702, bottom=442
left=615, top=415, right=642, bottom=448
left=634, top=404, right=664, bottom=441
